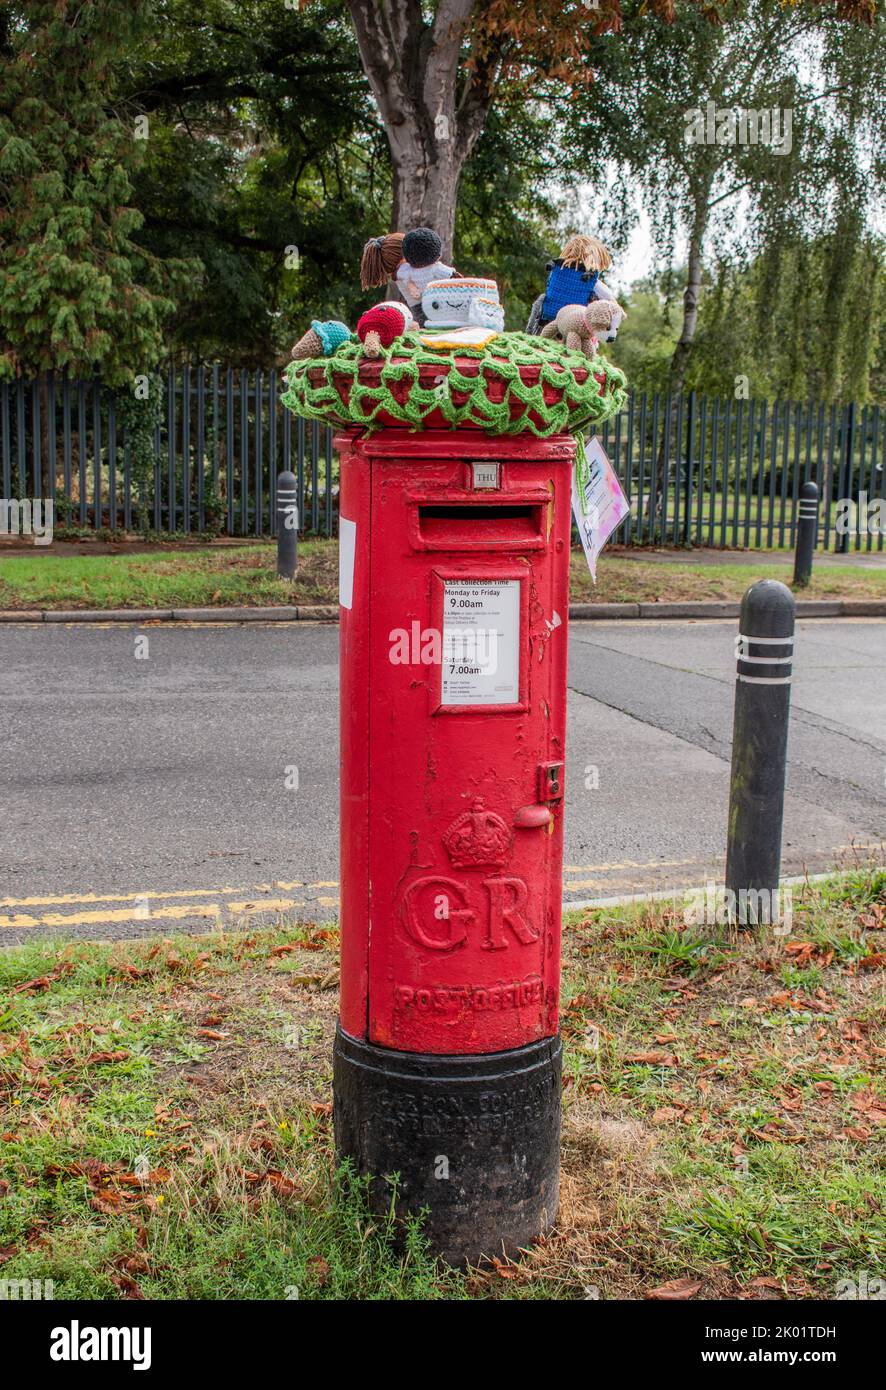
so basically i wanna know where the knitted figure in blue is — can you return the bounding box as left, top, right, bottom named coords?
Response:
left=541, top=262, right=599, bottom=322
left=526, top=235, right=613, bottom=335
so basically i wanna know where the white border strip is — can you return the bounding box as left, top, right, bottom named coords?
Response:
left=738, top=673, right=792, bottom=684
left=738, top=654, right=793, bottom=664
left=563, top=866, right=886, bottom=913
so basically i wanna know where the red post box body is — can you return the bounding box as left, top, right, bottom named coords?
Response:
left=334, top=427, right=575, bottom=1265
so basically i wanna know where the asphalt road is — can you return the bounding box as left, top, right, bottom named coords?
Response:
left=1, top=617, right=883, bottom=944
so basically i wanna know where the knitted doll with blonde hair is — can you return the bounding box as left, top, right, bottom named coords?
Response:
left=526, top=234, right=618, bottom=336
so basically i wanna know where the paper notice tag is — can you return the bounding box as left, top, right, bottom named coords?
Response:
left=571, top=437, right=630, bottom=582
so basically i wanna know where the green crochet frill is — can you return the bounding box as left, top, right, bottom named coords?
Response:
left=281, top=331, right=627, bottom=437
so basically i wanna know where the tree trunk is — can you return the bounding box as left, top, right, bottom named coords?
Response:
left=669, top=199, right=708, bottom=396
left=390, top=139, right=464, bottom=258
left=648, top=189, right=709, bottom=538
left=347, top=0, right=492, bottom=259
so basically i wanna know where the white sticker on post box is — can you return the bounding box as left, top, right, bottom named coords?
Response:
left=339, top=517, right=356, bottom=610
left=441, top=580, right=520, bottom=706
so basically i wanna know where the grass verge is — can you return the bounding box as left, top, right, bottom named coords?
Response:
left=1, top=871, right=883, bottom=1299
left=0, top=542, right=335, bottom=611
left=0, top=542, right=884, bottom=610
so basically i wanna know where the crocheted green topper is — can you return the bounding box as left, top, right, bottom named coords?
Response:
left=282, top=331, right=627, bottom=438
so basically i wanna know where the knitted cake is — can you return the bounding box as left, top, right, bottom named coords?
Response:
left=422, top=278, right=499, bottom=328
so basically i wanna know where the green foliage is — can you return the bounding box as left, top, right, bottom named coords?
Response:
left=124, top=1, right=566, bottom=359
left=1, top=0, right=883, bottom=401
left=129, top=0, right=387, bottom=363
left=565, top=0, right=886, bottom=396
left=0, top=1, right=196, bottom=384
left=115, top=375, right=165, bottom=529
left=454, top=105, right=563, bottom=331
left=687, top=236, right=885, bottom=401
left=605, top=279, right=681, bottom=395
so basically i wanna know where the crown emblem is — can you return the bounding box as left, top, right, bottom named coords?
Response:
left=442, top=798, right=513, bottom=869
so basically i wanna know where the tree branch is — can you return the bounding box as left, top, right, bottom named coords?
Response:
left=422, top=0, right=476, bottom=131
left=347, top=0, right=421, bottom=148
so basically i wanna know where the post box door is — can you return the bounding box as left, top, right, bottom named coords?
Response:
left=365, top=446, right=573, bottom=1054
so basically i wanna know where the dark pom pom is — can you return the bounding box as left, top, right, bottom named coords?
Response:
left=402, top=227, right=442, bottom=268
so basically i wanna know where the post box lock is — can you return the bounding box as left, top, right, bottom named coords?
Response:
left=514, top=764, right=563, bottom=827
left=538, top=761, right=564, bottom=802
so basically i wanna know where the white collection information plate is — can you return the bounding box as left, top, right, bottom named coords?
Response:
left=441, top=580, right=520, bottom=706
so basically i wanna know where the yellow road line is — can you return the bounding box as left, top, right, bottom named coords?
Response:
left=227, top=899, right=300, bottom=915
left=564, top=857, right=711, bottom=875
left=564, top=843, right=884, bottom=889
left=1, top=903, right=222, bottom=929
left=564, top=843, right=883, bottom=877
left=1, top=897, right=303, bottom=931
left=0, top=886, right=248, bottom=909
left=5, top=841, right=880, bottom=930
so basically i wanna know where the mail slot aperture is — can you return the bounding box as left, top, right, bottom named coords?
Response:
left=413, top=500, right=545, bottom=550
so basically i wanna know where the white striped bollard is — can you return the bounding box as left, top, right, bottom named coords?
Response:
left=277, top=470, right=298, bottom=579
left=725, top=579, right=795, bottom=929
left=793, top=480, right=819, bottom=588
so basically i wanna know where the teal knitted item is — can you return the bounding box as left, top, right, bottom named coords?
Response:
left=312, top=320, right=351, bottom=355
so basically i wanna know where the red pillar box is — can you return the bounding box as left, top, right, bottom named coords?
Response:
left=284, top=331, right=627, bottom=1265
left=334, top=426, right=573, bottom=1265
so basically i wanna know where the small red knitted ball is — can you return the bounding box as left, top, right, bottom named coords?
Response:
left=356, top=303, right=409, bottom=347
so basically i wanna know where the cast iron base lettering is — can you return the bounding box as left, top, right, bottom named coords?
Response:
left=333, top=1025, right=562, bottom=1267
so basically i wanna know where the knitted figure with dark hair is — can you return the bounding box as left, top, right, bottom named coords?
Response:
left=356, top=301, right=416, bottom=357
left=395, top=228, right=459, bottom=325
left=526, top=234, right=616, bottom=335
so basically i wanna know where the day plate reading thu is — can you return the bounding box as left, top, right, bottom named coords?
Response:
left=441, top=580, right=520, bottom=706
left=471, top=462, right=500, bottom=490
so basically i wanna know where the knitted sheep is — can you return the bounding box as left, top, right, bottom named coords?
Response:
left=540, top=300, right=626, bottom=358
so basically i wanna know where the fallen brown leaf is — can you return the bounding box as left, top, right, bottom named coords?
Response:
left=646, top=1277, right=703, bottom=1300
left=307, top=1256, right=331, bottom=1286
left=12, top=962, right=73, bottom=994
left=111, top=1274, right=145, bottom=1299
left=859, top=953, right=885, bottom=970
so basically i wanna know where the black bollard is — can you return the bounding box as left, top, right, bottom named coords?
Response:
left=276, top=470, right=298, bottom=578
left=792, top=480, right=819, bottom=588
left=725, top=579, right=795, bottom=930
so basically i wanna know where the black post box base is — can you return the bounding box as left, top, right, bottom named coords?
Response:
left=333, top=1024, right=562, bottom=1268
